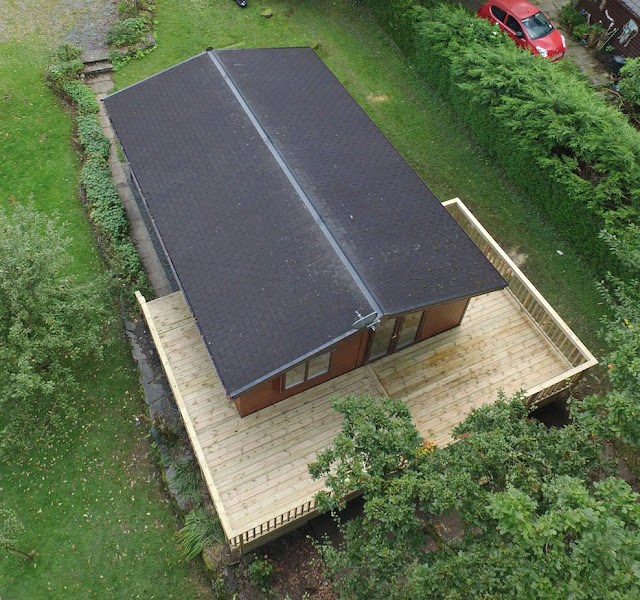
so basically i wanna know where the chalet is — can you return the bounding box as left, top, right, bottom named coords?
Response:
left=104, top=48, right=596, bottom=550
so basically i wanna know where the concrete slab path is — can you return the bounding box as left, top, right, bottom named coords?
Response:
left=87, top=74, right=172, bottom=298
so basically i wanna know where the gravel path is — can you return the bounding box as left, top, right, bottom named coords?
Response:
left=0, top=0, right=119, bottom=52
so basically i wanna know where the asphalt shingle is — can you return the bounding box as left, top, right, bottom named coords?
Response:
left=104, top=49, right=506, bottom=397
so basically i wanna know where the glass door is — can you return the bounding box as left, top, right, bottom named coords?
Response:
left=367, top=317, right=398, bottom=361
left=365, top=310, right=427, bottom=362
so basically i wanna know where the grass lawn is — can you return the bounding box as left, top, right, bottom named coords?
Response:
left=117, top=0, right=607, bottom=357
left=0, top=25, right=209, bottom=600
left=0, top=0, right=608, bottom=595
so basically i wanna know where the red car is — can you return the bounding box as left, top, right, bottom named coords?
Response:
left=478, top=0, right=566, bottom=61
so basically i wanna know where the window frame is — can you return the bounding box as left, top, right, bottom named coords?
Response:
left=282, top=350, right=333, bottom=391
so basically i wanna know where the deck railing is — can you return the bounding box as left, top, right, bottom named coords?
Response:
left=229, top=500, right=317, bottom=551
left=444, top=198, right=598, bottom=405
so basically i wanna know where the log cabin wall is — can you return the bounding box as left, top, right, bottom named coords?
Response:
left=234, top=297, right=472, bottom=417
left=421, top=297, right=470, bottom=340
left=577, top=0, right=640, bottom=57
left=233, top=330, right=369, bottom=416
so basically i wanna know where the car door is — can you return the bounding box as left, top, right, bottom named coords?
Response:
left=489, top=4, right=528, bottom=49
left=503, top=13, right=529, bottom=49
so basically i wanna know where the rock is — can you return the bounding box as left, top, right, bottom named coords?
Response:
left=148, top=394, right=172, bottom=416
left=260, top=8, right=273, bottom=18
left=304, top=575, right=319, bottom=590
left=203, top=543, right=236, bottom=572
left=138, top=360, right=155, bottom=385
left=143, top=381, right=165, bottom=405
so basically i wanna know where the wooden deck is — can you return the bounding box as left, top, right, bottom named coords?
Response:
left=136, top=199, right=597, bottom=552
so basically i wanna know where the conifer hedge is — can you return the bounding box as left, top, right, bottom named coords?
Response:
left=359, top=1, right=640, bottom=278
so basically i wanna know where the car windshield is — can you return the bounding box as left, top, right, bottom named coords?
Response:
left=521, top=12, right=554, bottom=39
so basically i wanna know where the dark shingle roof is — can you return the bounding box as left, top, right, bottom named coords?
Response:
left=104, top=48, right=506, bottom=397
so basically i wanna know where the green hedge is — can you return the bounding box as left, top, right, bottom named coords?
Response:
left=63, top=80, right=100, bottom=115
left=81, top=157, right=129, bottom=241
left=408, top=5, right=640, bottom=277
left=77, top=114, right=111, bottom=159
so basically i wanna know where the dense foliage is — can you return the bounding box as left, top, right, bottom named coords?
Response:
left=49, top=52, right=149, bottom=297
left=0, top=205, right=109, bottom=451
left=310, top=395, right=640, bottom=599
left=412, top=5, right=640, bottom=278
left=618, top=58, right=640, bottom=106
left=356, top=2, right=640, bottom=281
left=573, top=229, right=640, bottom=449
left=45, top=44, right=83, bottom=89
left=106, top=17, right=149, bottom=47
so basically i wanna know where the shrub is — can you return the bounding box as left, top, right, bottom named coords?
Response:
left=178, top=508, right=224, bottom=561
left=559, top=2, right=587, bottom=31
left=106, top=17, right=148, bottom=47
left=618, top=57, right=640, bottom=108
left=248, top=555, right=274, bottom=592
left=45, top=44, right=84, bottom=88
left=357, top=0, right=436, bottom=53
left=63, top=80, right=99, bottom=115
left=77, top=114, right=111, bottom=159
left=411, top=4, right=640, bottom=278
left=81, top=157, right=128, bottom=241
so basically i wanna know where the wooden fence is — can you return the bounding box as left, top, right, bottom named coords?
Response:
left=444, top=198, right=598, bottom=405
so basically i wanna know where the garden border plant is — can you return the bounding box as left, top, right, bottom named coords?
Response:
left=106, top=0, right=157, bottom=71
left=45, top=44, right=149, bottom=302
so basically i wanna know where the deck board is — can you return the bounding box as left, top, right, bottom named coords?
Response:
left=141, top=287, right=581, bottom=548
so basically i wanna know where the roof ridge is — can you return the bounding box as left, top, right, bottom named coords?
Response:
left=206, top=49, right=383, bottom=322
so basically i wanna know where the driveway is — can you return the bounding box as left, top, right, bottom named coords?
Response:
left=0, top=0, right=118, bottom=51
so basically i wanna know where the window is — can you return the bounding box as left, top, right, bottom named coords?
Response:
left=506, top=14, right=524, bottom=37
left=366, top=310, right=426, bottom=362
left=521, top=12, right=553, bottom=40
left=490, top=5, right=507, bottom=22
left=396, top=311, right=422, bottom=349
left=283, top=351, right=332, bottom=390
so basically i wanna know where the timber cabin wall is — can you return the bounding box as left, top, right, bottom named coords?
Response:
left=233, top=329, right=369, bottom=416
left=422, top=297, right=470, bottom=339
left=233, top=297, right=472, bottom=417
left=577, top=0, right=640, bottom=57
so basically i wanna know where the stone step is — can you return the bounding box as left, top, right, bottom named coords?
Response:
left=81, top=48, right=110, bottom=65
left=82, top=61, right=114, bottom=77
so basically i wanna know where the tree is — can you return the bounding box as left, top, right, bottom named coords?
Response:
left=0, top=203, right=110, bottom=452
left=572, top=226, right=640, bottom=450
left=309, top=394, right=640, bottom=599
left=0, top=508, right=33, bottom=562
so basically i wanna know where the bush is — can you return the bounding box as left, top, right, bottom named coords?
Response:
left=77, top=114, right=111, bottom=159
left=45, top=44, right=84, bottom=88
left=106, top=17, right=148, bottom=47
left=559, top=2, right=587, bottom=31
left=411, top=4, right=640, bottom=278
left=63, top=80, right=99, bottom=115
left=357, top=0, right=436, bottom=53
left=618, top=57, right=640, bottom=108
left=248, top=555, right=274, bottom=592
left=81, top=157, right=129, bottom=241
left=178, top=508, right=224, bottom=561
